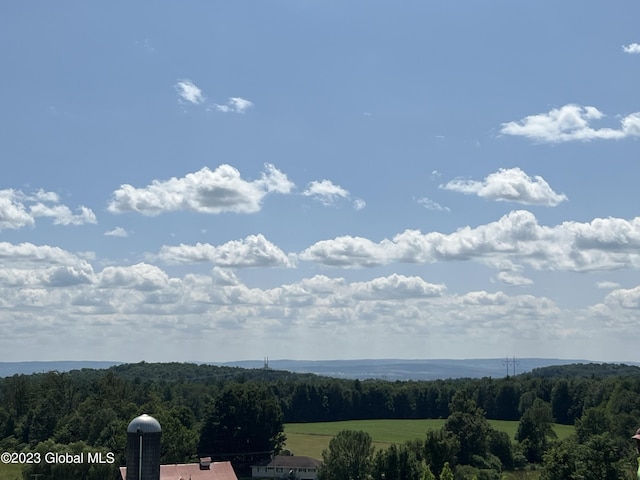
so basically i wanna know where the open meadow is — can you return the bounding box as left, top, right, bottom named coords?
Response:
left=284, top=419, right=562, bottom=480
left=0, top=463, right=23, bottom=480
left=284, top=418, right=574, bottom=459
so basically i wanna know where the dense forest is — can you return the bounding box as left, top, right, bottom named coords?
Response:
left=1, top=361, right=640, bottom=479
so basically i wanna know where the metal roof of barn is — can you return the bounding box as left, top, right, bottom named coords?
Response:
left=119, top=460, right=238, bottom=480
left=259, top=456, right=322, bottom=468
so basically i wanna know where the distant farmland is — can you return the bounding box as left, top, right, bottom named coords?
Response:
left=284, top=419, right=574, bottom=459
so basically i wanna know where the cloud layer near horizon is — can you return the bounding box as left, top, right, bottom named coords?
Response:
left=1, top=236, right=638, bottom=360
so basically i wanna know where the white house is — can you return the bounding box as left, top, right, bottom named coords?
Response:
left=251, top=455, right=322, bottom=480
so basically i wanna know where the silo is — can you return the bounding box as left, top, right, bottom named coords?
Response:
left=125, top=414, right=162, bottom=480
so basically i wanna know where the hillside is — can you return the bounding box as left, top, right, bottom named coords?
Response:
left=2, top=357, right=630, bottom=380
left=221, top=358, right=600, bottom=380
left=529, top=362, right=640, bottom=378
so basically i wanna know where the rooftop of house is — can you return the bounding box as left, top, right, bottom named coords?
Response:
left=119, top=459, right=238, bottom=480
left=255, top=456, right=322, bottom=469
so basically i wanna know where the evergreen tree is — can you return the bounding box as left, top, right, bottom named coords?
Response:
left=550, top=380, right=572, bottom=424
left=198, top=383, right=285, bottom=467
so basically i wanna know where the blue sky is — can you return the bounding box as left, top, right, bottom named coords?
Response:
left=1, top=2, right=639, bottom=362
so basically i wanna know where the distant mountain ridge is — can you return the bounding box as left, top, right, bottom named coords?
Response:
left=0, top=361, right=121, bottom=378
left=220, top=358, right=602, bottom=381
left=3, top=358, right=635, bottom=380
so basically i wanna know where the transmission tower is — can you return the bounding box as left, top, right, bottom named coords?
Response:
left=501, top=356, right=520, bottom=377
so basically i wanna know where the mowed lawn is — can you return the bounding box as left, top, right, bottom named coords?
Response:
left=284, top=419, right=574, bottom=459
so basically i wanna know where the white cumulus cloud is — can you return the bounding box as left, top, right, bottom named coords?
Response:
left=0, top=241, right=96, bottom=291
left=158, top=234, right=294, bottom=268
left=603, top=286, right=640, bottom=309
left=0, top=242, right=88, bottom=266
left=302, top=179, right=364, bottom=210
left=104, top=227, right=129, bottom=237
left=107, top=164, right=294, bottom=216
left=623, top=43, right=640, bottom=54
left=353, top=199, right=366, bottom=211
left=299, top=235, right=392, bottom=267
left=0, top=189, right=96, bottom=231
left=350, top=274, right=446, bottom=300
left=441, top=167, right=567, bottom=206
left=300, top=210, right=640, bottom=271
left=29, top=204, right=96, bottom=226
left=417, top=197, right=450, bottom=212
left=213, top=97, right=254, bottom=113
left=303, top=180, right=350, bottom=206
left=0, top=190, right=34, bottom=230
left=497, top=271, right=533, bottom=286
left=98, top=263, right=174, bottom=291
left=501, top=104, right=640, bottom=142
left=175, top=79, right=205, bottom=105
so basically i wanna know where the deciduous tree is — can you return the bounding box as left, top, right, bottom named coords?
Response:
left=424, top=428, right=459, bottom=475
left=439, top=462, right=454, bottom=480
left=372, top=443, right=424, bottom=480
left=515, top=398, right=555, bottom=463
left=318, top=430, right=374, bottom=480
left=444, top=394, right=491, bottom=465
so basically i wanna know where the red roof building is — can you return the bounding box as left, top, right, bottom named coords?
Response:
left=119, top=458, right=238, bottom=480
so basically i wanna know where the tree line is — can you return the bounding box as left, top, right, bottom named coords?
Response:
left=318, top=388, right=639, bottom=480
left=1, top=361, right=640, bottom=479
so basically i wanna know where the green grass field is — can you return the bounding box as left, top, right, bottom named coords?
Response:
left=0, top=462, right=22, bottom=480
left=284, top=419, right=559, bottom=480
left=284, top=419, right=574, bottom=459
